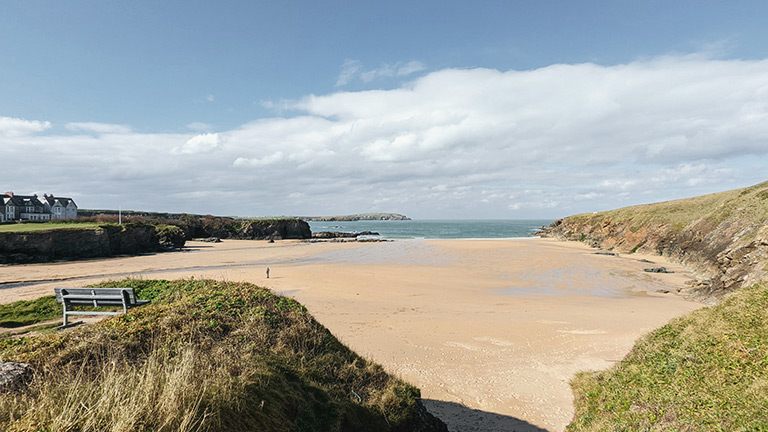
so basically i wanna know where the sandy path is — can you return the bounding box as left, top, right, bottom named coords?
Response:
left=0, top=238, right=703, bottom=431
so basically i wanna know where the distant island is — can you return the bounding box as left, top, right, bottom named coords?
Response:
left=300, top=213, right=411, bottom=221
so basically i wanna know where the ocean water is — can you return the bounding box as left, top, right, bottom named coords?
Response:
left=307, top=219, right=553, bottom=239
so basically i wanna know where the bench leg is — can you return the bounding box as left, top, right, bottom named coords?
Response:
left=63, top=303, right=69, bottom=327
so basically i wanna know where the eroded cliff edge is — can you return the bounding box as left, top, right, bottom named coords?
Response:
left=539, top=181, right=768, bottom=302
left=0, top=223, right=185, bottom=264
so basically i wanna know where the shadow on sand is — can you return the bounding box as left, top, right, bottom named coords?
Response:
left=423, top=399, right=551, bottom=432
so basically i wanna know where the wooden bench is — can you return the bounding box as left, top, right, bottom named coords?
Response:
left=54, top=287, right=150, bottom=327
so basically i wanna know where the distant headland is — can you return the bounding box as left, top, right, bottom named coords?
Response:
left=78, top=209, right=410, bottom=222
left=300, top=213, right=411, bottom=221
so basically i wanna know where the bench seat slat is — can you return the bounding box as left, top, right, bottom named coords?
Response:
left=64, top=311, right=124, bottom=316
left=62, top=295, right=126, bottom=300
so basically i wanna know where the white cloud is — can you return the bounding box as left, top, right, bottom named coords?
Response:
left=336, top=59, right=363, bottom=87
left=0, top=116, right=51, bottom=136
left=187, top=122, right=214, bottom=132
left=336, top=59, right=426, bottom=87
left=359, top=61, right=426, bottom=82
left=173, top=133, right=221, bottom=154
left=65, top=122, right=132, bottom=134
left=3, top=55, right=768, bottom=217
left=233, top=151, right=285, bottom=167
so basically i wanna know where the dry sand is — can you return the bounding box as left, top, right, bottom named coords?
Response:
left=0, top=238, right=703, bottom=431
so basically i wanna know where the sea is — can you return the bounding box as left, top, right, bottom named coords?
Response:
left=307, top=219, right=553, bottom=239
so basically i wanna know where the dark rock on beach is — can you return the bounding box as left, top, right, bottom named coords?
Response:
left=192, top=237, right=222, bottom=242
left=312, top=231, right=380, bottom=239
left=644, top=267, right=675, bottom=273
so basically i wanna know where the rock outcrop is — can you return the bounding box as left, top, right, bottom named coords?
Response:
left=0, top=362, right=33, bottom=392
left=312, top=231, right=380, bottom=239
left=540, top=181, right=768, bottom=302
left=239, top=219, right=311, bottom=240
left=173, top=217, right=311, bottom=241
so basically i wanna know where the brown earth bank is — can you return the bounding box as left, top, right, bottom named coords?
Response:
left=539, top=181, right=768, bottom=303
left=0, top=238, right=702, bottom=431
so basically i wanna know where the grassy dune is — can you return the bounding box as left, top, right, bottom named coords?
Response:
left=0, top=279, right=446, bottom=432
left=569, top=282, right=768, bottom=431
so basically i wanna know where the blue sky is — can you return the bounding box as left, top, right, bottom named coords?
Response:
left=2, top=1, right=768, bottom=218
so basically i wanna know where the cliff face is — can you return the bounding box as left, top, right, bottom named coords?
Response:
left=0, top=224, right=184, bottom=264
left=173, top=217, right=311, bottom=240
left=239, top=219, right=311, bottom=240
left=540, top=181, right=768, bottom=301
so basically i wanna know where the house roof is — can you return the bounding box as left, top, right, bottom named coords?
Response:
left=3, top=194, right=77, bottom=207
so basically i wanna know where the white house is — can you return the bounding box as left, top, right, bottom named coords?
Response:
left=1, top=192, right=78, bottom=222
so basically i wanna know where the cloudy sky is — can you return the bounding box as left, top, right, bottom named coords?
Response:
left=2, top=1, right=768, bottom=219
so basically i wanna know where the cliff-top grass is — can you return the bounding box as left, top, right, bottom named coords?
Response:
left=0, top=278, right=445, bottom=432
left=568, top=282, right=768, bottom=431
left=0, top=222, right=106, bottom=233
left=568, top=180, right=768, bottom=234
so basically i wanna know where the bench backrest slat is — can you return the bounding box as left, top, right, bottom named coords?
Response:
left=54, top=287, right=140, bottom=306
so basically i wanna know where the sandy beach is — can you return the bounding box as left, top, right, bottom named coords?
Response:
left=0, top=238, right=703, bottom=431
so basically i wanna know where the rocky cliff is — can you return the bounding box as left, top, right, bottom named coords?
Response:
left=179, top=217, right=311, bottom=240
left=0, top=223, right=185, bottom=264
left=539, top=181, right=768, bottom=301
left=78, top=211, right=314, bottom=240
left=239, top=219, right=311, bottom=240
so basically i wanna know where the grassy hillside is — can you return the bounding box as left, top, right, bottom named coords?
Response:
left=0, top=279, right=446, bottom=432
left=550, top=182, right=768, bottom=430
left=568, top=281, right=768, bottom=431
left=542, top=180, right=768, bottom=300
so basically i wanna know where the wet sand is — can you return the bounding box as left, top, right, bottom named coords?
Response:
left=0, top=238, right=703, bottom=431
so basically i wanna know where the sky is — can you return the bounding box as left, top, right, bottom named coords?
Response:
left=2, top=1, right=768, bottom=219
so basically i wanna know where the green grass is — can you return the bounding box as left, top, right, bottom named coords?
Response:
left=0, top=222, right=106, bottom=233
left=0, top=296, right=60, bottom=328
left=568, top=282, right=768, bottom=431
left=0, top=279, right=446, bottom=432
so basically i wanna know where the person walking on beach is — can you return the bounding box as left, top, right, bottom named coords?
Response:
left=266, top=267, right=270, bottom=278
